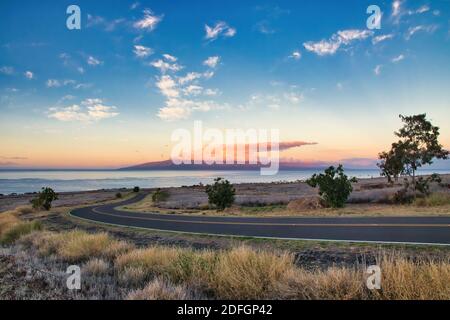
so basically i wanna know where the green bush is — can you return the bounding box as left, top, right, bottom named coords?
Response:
left=306, top=165, right=357, bottom=208
left=133, top=186, right=140, bottom=193
left=116, top=192, right=123, bottom=199
left=152, top=188, right=170, bottom=203
left=30, top=187, right=58, bottom=211
left=0, top=221, right=42, bottom=245
left=205, top=178, right=235, bottom=211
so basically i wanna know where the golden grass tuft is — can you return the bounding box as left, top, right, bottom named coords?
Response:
left=0, top=220, right=42, bottom=245
left=83, top=258, right=110, bottom=276
left=20, top=230, right=133, bottom=261
left=0, top=212, right=20, bottom=236
left=126, top=277, right=192, bottom=300
left=211, top=246, right=295, bottom=299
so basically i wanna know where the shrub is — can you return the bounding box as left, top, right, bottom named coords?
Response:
left=133, top=186, right=140, bottom=193
left=306, top=165, right=357, bottom=208
left=0, top=220, right=42, bottom=245
left=115, top=192, right=123, bottom=199
left=205, top=177, right=235, bottom=210
left=152, top=188, right=169, bottom=203
left=30, top=187, right=58, bottom=211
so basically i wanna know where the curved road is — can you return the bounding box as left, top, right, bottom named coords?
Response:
left=70, top=193, right=450, bottom=246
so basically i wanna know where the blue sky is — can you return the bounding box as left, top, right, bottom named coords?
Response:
left=0, top=0, right=449, bottom=168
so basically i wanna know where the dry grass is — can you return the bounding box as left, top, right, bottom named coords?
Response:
left=0, top=211, right=42, bottom=245
left=20, top=229, right=134, bottom=262
left=115, top=246, right=216, bottom=286
left=83, top=258, right=110, bottom=276
left=115, top=245, right=450, bottom=300
left=11, top=226, right=450, bottom=300
left=0, top=212, right=20, bottom=236
left=126, top=277, right=192, bottom=300
left=0, top=221, right=42, bottom=245
left=211, top=246, right=294, bottom=299
left=414, top=193, right=450, bottom=207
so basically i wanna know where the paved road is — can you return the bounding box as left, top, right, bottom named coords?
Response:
left=70, top=193, right=450, bottom=245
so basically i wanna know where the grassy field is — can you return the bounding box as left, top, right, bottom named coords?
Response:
left=2, top=227, right=448, bottom=300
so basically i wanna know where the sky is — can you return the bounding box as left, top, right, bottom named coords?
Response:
left=0, top=0, right=449, bottom=169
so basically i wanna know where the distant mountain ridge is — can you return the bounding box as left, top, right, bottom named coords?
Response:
left=120, top=159, right=334, bottom=171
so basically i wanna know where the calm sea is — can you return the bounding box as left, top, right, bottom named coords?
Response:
left=1, top=169, right=449, bottom=195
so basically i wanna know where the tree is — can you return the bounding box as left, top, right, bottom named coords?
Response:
left=133, top=186, right=140, bottom=193
left=379, top=114, right=448, bottom=195
left=396, top=114, right=448, bottom=182
left=30, top=187, right=58, bottom=211
left=377, top=142, right=406, bottom=183
left=306, top=165, right=357, bottom=208
left=205, top=177, right=235, bottom=210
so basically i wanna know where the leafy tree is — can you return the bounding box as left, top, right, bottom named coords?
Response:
left=205, top=177, right=236, bottom=210
left=377, top=142, right=407, bottom=183
left=306, top=165, right=357, bottom=208
left=395, top=114, right=448, bottom=183
left=30, top=187, right=58, bottom=211
left=379, top=114, right=448, bottom=196
left=133, top=186, right=140, bottom=193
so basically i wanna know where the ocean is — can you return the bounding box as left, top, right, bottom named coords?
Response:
left=1, top=169, right=449, bottom=195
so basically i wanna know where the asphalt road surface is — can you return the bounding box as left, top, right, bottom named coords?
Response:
left=70, top=193, right=450, bottom=245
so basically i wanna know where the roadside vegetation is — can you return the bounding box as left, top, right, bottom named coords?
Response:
left=1, top=224, right=448, bottom=300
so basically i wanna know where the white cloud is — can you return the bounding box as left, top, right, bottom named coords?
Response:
left=178, top=72, right=202, bottom=85
left=183, top=85, right=203, bottom=96
left=151, top=58, right=183, bottom=73
left=46, top=79, right=61, bottom=88
left=162, top=54, right=177, bottom=62
left=48, top=98, right=118, bottom=122
left=374, top=65, right=382, bottom=76
left=0, top=66, right=14, bottom=75
left=24, top=71, right=34, bottom=79
left=203, top=56, right=220, bottom=68
left=134, top=9, right=162, bottom=31
left=391, top=54, right=405, bottom=63
left=337, top=30, right=372, bottom=44
left=372, top=34, right=394, bottom=44
left=303, top=39, right=341, bottom=56
left=406, top=25, right=438, bottom=39
left=205, top=22, right=236, bottom=41
left=415, top=5, right=430, bottom=14
left=153, top=56, right=224, bottom=121
left=303, top=29, right=372, bottom=56
left=156, top=75, right=179, bottom=98
left=289, top=51, right=301, bottom=60
left=392, top=1, right=402, bottom=17
left=133, top=45, right=153, bottom=58
left=87, top=56, right=102, bottom=66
